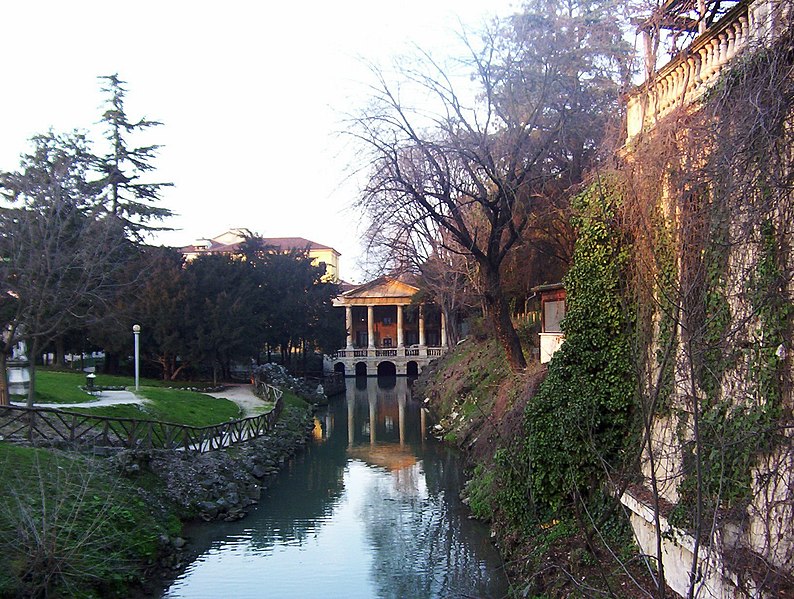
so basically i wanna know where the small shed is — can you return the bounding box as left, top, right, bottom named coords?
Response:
left=532, top=283, right=566, bottom=364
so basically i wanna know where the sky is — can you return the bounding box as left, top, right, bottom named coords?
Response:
left=0, top=0, right=520, bottom=283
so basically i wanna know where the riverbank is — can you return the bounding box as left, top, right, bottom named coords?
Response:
left=0, top=392, right=316, bottom=599
left=416, top=336, right=661, bottom=597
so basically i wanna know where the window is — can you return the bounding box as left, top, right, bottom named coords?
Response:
left=544, top=300, right=565, bottom=333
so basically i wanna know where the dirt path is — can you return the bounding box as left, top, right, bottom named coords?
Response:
left=204, top=384, right=272, bottom=416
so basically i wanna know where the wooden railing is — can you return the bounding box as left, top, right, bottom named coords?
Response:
left=512, top=311, right=541, bottom=327
left=0, top=387, right=284, bottom=454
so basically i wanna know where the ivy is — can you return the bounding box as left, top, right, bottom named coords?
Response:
left=749, top=220, right=792, bottom=409
left=506, top=177, right=637, bottom=515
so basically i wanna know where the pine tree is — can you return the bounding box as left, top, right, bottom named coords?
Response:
left=94, top=74, right=173, bottom=238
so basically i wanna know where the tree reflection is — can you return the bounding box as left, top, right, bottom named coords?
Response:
left=169, top=378, right=507, bottom=599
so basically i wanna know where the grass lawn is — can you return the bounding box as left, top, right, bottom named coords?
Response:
left=10, top=370, right=168, bottom=404
left=0, top=442, right=180, bottom=597
left=71, top=387, right=242, bottom=427
left=12, top=370, right=243, bottom=427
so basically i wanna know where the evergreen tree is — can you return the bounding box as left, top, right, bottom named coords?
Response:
left=94, top=74, right=173, bottom=238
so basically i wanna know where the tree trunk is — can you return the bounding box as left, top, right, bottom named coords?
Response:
left=482, top=267, right=527, bottom=371
left=103, top=351, right=120, bottom=374
left=0, top=352, right=8, bottom=406
left=54, top=336, right=65, bottom=368
left=26, top=340, right=38, bottom=407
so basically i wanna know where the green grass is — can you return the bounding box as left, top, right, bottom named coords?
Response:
left=71, top=387, right=242, bottom=427
left=281, top=388, right=309, bottom=409
left=13, top=371, right=242, bottom=426
left=0, top=442, right=179, bottom=598
left=11, top=370, right=168, bottom=404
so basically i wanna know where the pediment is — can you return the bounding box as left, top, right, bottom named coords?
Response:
left=338, top=276, right=420, bottom=304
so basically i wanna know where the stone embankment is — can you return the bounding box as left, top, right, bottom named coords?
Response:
left=119, top=402, right=316, bottom=587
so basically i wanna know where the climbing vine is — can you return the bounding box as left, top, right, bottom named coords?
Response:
left=502, top=177, right=637, bottom=517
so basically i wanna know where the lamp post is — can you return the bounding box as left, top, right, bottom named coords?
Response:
left=132, top=324, right=141, bottom=391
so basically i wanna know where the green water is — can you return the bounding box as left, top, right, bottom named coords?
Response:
left=163, top=377, right=508, bottom=599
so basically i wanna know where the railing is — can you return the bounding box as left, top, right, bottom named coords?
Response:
left=512, top=311, right=541, bottom=327
left=253, top=380, right=284, bottom=404
left=0, top=389, right=284, bottom=454
left=331, top=346, right=446, bottom=359
left=626, top=0, right=755, bottom=141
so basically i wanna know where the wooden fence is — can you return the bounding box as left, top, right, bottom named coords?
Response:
left=512, top=311, right=541, bottom=327
left=0, top=384, right=284, bottom=454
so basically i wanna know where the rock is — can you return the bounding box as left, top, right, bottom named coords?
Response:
left=196, top=500, right=219, bottom=519
left=173, top=537, right=187, bottom=549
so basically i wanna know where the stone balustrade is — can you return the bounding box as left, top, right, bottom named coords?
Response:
left=332, top=346, right=443, bottom=359
left=625, top=0, right=775, bottom=142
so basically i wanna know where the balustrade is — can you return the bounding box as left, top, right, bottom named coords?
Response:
left=626, top=1, right=754, bottom=141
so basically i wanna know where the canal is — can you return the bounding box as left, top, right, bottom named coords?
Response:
left=162, top=376, right=509, bottom=599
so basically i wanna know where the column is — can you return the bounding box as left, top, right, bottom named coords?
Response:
left=368, top=382, right=377, bottom=445
left=367, top=305, right=375, bottom=349
left=346, top=387, right=355, bottom=447
left=397, top=305, right=404, bottom=347
left=418, top=305, right=426, bottom=346
left=345, top=306, right=353, bottom=349
left=440, top=311, right=447, bottom=348
left=398, top=395, right=406, bottom=446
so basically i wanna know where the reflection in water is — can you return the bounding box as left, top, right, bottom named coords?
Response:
left=163, top=377, right=508, bottom=599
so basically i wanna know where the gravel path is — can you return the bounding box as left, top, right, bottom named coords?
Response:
left=10, top=384, right=268, bottom=416
left=204, top=384, right=271, bottom=416
left=10, top=389, right=144, bottom=409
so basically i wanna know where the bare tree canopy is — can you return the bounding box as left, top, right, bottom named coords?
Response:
left=352, top=0, right=632, bottom=371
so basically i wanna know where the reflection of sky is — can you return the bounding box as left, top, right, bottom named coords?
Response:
left=166, top=462, right=377, bottom=598
left=163, top=380, right=507, bottom=599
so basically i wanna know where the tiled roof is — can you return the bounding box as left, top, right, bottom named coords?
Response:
left=179, top=232, right=338, bottom=255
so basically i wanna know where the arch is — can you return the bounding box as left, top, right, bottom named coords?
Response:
left=333, top=362, right=346, bottom=376
left=377, top=361, right=396, bottom=377
left=406, top=361, right=419, bottom=377
left=354, top=361, right=368, bottom=377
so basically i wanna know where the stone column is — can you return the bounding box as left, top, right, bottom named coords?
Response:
left=368, top=383, right=377, bottom=445
left=345, top=306, right=353, bottom=349
left=397, top=305, right=404, bottom=347
left=347, top=387, right=355, bottom=447
left=441, top=310, right=447, bottom=347
left=367, top=305, right=375, bottom=349
left=418, top=305, right=426, bottom=346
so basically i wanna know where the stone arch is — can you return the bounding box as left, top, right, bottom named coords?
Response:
left=333, top=362, right=346, bottom=376
left=377, top=361, right=397, bottom=377
left=406, top=361, right=419, bottom=377
left=354, top=361, right=368, bottom=377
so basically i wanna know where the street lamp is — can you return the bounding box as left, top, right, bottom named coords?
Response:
left=132, top=324, right=141, bottom=391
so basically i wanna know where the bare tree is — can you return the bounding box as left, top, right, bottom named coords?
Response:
left=352, top=3, right=630, bottom=371
left=0, top=132, right=129, bottom=405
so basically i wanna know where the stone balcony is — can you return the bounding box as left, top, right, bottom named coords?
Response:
left=326, top=346, right=446, bottom=377
left=625, top=0, right=785, bottom=142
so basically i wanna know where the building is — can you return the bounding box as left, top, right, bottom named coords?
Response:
left=620, top=0, right=793, bottom=596
left=533, top=283, right=566, bottom=364
left=179, top=229, right=341, bottom=282
left=325, top=275, right=448, bottom=377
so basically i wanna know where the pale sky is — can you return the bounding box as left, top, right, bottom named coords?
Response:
left=0, top=0, right=519, bottom=283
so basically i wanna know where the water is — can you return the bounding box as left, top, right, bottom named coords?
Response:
left=163, top=377, right=508, bottom=599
